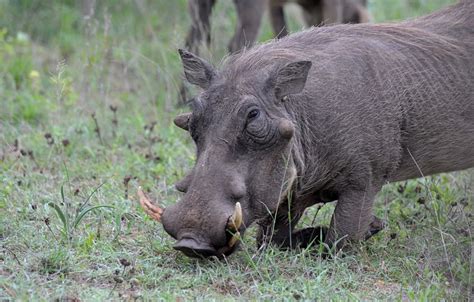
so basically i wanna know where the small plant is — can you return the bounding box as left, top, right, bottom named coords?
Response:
left=46, top=182, right=114, bottom=243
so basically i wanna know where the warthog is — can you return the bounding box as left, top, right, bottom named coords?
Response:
left=141, top=1, right=473, bottom=258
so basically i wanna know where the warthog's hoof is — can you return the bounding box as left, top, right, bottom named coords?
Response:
left=256, top=226, right=328, bottom=251
left=365, top=216, right=386, bottom=240
left=292, top=227, right=328, bottom=249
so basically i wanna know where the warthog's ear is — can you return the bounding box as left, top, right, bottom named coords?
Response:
left=272, top=61, right=312, bottom=100
left=178, top=49, right=216, bottom=89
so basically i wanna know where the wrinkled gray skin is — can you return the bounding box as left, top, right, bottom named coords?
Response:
left=164, top=1, right=474, bottom=258
left=180, top=0, right=368, bottom=104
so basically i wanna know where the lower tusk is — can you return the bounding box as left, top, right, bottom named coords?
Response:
left=227, top=202, right=242, bottom=232
left=228, top=231, right=241, bottom=248
left=137, top=187, right=163, bottom=222
left=225, top=203, right=243, bottom=248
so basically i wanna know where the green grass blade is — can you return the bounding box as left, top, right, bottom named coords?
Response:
left=60, top=184, right=66, bottom=204
left=77, top=181, right=107, bottom=214
left=112, top=212, right=123, bottom=242
left=47, top=201, right=69, bottom=239
left=73, top=205, right=115, bottom=229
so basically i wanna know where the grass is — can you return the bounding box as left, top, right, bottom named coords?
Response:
left=0, top=0, right=472, bottom=300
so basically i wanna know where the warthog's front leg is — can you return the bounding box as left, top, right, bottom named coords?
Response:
left=325, top=186, right=380, bottom=250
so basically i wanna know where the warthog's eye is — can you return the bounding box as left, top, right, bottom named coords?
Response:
left=247, top=109, right=260, bottom=120
left=243, top=106, right=277, bottom=148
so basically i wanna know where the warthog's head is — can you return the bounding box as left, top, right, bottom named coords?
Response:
left=147, top=49, right=311, bottom=258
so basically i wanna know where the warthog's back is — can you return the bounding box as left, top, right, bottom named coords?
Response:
left=388, top=1, right=474, bottom=180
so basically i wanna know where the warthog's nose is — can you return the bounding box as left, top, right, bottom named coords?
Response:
left=173, top=237, right=218, bottom=258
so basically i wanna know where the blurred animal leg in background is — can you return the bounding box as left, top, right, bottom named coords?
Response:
left=323, top=0, right=369, bottom=24
left=185, top=0, right=216, bottom=54
left=300, top=0, right=324, bottom=28
left=341, top=0, right=370, bottom=23
left=228, top=0, right=265, bottom=53
left=81, top=0, right=97, bottom=20
left=269, top=0, right=289, bottom=39
left=322, top=0, right=343, bottom=24
left=179, top=0, right=216, bottom=105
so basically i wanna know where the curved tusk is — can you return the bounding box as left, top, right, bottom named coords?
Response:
left=228, top=231, right=241, bottom=248
left=227, top=202, right=242, bottom=232
left=137, top=187, right=163, bottom=222
left=218, top=203, right=244, bottom=253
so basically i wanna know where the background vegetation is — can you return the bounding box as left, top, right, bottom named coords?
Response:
left=0, top=0, right=472, bottom=300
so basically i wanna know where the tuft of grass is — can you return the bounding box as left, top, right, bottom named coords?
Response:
left=45, top=182, right=114, bottom=243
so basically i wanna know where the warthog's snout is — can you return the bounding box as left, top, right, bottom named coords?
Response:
left=137, top=188, right=243, bottom=258
left=163, top=201, right=243, bottom=258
